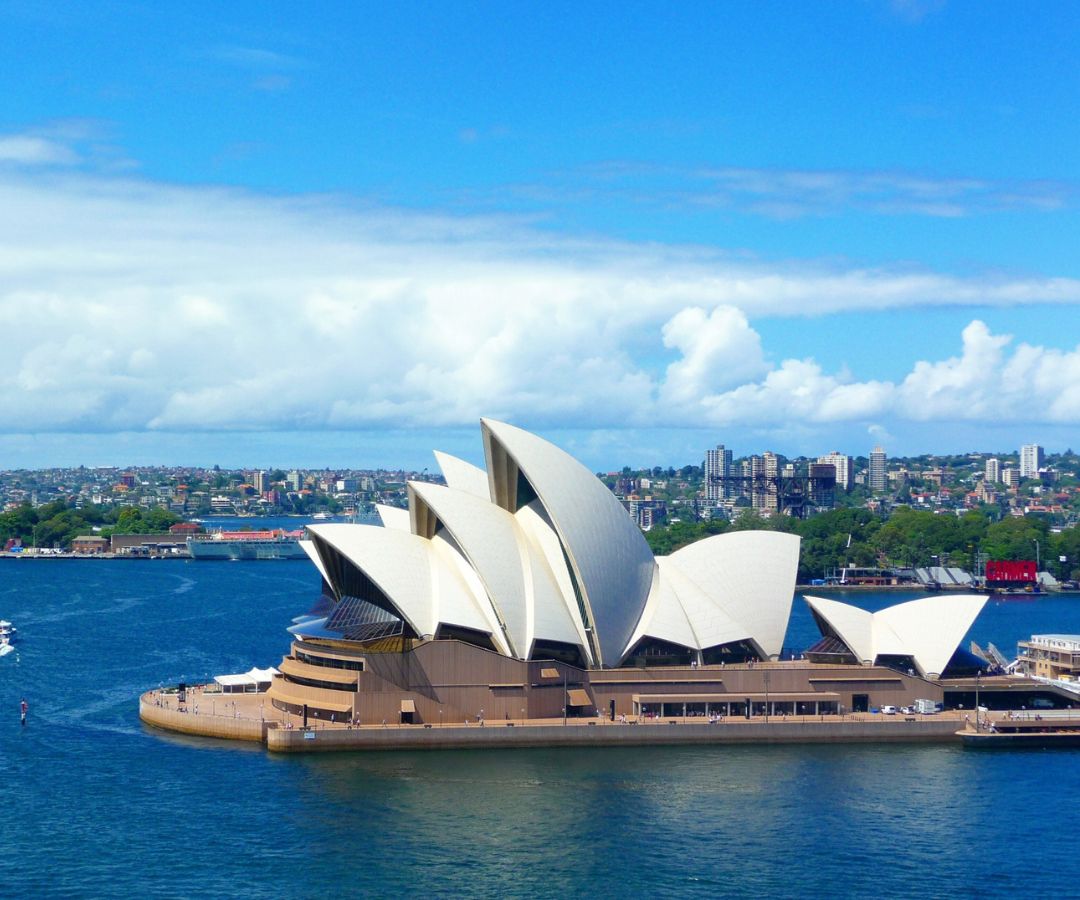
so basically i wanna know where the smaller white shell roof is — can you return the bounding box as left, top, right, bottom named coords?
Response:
left=513, top=498, right=592, bottom=661
left=804, top=593, right=987, bottom=678
left=427, top=532, right=509, bottom=653
left=433, top=451, right=490, bottom=500
left=625, top=562, right=699, bottom=653
left=308, top=523, right=501, bottom=650
left=409, top=480, right=529, bottom=656
left=667, top=531, right=800, bottom=659
left=376, top=504, right=411, bottom=532
left=308, top=524, right=435, bottom=638
left=803, top=595, right=874, bottom=663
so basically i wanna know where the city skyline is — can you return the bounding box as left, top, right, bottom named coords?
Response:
left=0, top=437, right=1063, bottom=479
left=2, top=4, right=1079, bottom=469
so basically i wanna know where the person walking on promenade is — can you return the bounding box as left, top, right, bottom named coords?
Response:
left=20, top=698, right=28, bottom=726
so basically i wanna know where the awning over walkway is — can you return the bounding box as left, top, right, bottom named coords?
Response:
left=214, top=666, right=280, bottom=688
left=540, top=667, right=560, bottom=679
left=400, top=699, right=416, bottom=713
left=567, top=688, right=592, bottom=706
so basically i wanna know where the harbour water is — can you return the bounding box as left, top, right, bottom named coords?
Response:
left=3, top=560, right=1080, bottom=897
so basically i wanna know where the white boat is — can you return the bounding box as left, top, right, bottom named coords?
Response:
left=0, top=620, right=15, bottom=642
left=0, top=642, right=13, bottom=657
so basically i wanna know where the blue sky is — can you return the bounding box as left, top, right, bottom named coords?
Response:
left=1, top=1, right=1079, bottom=470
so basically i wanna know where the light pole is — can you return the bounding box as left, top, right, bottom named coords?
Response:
left=521, top=707, right=525, bottom=727
left=563, top=671, right=567, bottom=726
left=975, top=670, right=981, bottom=732
left=439, top=708, right=443, bottom=728
left=764, top=669, right=771, bottom=724
left=1034, top=539, right=1041, bottom=571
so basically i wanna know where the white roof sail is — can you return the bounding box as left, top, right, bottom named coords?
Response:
left=433, top=451, right=490, bottom=500
left=427, top=532, right=510, bottom=655
left=667, top=531, right=800, bottom=660
left=409, top=480, right=529, bottom=657
left=299, top=539, right=331, bottom=587
left=876, top=594, right=987, bottom=678
left=802, top=595, right=874, bottom=664
left=307, top=524, right=435, bottom=638
left=803, top=593, right=987, bottom=678
left=517, top=526, right=585, bottom=657
left=481, top=418, right=656, bottom=667
left=514, top=499, right=593, bottom=664
left=625, top=562, right=699, bottom=654
left=654, top=557, right=751, bottom=652
left=376, top=504, right=411, bottom=532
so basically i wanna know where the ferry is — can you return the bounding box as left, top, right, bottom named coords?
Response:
left=186, top=529, right=307, bottom=560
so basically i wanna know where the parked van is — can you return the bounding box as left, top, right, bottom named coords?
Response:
left=880, top=705, right=898, bottom=715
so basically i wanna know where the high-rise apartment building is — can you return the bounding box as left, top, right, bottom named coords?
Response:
left=1020, top=444, right=1044, bottom=479
left=763, top=451, right=779, bottom=513
left=818, top=451, right=853, bottom=490
left=749, top=454, right=765, bottom=509
left=985, top=458, right=1001, bottom=484
left=869, top=446, right=887, bottom=493
left=704, top=444, right=733, bottom=501
left=252, top=470, right=268, bottom=493
left=1002, top=467, right=1019, bottom=488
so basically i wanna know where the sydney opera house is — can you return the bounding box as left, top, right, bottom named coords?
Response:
left=265, top=419, right=998, bottom=726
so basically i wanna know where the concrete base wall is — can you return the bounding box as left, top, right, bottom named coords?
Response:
left=140, top=698, right=267, bottom=742
left=265, top=718, right=961, bottom=753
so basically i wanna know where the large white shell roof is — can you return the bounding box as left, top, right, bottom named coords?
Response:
left=481, top=418, right=656, bottom=667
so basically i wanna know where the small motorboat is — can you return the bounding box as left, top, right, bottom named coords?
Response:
left=0, top=620, right=15, bottom=642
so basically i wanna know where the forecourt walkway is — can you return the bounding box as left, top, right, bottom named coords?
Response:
left=140, top=686, right=967, bottom=753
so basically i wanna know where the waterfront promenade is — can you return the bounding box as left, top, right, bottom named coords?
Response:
left=140, top=685, right=968, bottom=752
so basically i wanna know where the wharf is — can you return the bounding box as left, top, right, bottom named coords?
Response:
left=140, top=687, right=964, bottom=753
left=958, top=712, right=1080, bottom=749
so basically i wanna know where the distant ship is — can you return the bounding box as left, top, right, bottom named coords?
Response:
left=186, top=529, right=307, bottom=560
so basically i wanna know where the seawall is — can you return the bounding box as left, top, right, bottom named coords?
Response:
left=140, top=696, right=267, bottom=742
left=264, top=718, right=961, bottom=753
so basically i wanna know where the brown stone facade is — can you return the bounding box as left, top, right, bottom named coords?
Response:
left=265, top=638, right=944, bottom=726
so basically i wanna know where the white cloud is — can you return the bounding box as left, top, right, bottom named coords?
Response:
left=660, top=306, right=767, bottom=405
left=0, top=169, right=1078, bottom=439
left=0, top=135, right=79, bottom=166
left=896, top=320, right=1013, bottom=419
left=553, top=161, right=1073, bottom=218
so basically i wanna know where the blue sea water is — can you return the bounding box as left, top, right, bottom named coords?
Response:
left=2, top=560, right=1080, bottom=898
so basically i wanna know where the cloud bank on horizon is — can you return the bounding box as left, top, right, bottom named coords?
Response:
left=1, top=144, right=1079, bottom=456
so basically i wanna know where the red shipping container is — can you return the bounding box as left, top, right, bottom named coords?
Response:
left=985, top=560, right=1037, bottom=583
